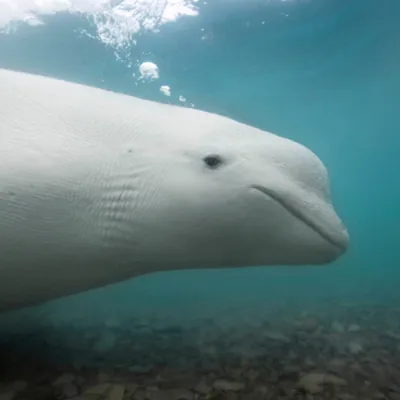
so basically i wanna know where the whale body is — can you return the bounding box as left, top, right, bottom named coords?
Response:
left=0, top=69, right=349, bottom=311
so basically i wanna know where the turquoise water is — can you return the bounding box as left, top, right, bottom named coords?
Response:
left=0, top=0, right=399, bottom=385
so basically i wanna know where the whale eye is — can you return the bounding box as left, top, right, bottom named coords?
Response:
left=203, top=155, right=223, bottom=169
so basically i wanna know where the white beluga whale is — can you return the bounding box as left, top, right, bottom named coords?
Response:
left=0, top=69, right=349, bottom=312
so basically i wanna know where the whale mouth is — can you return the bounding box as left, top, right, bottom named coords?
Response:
left=250, top=184, right=346, bottom=252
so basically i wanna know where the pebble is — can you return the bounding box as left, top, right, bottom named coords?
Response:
left=246, top=369, right=260, bottom=382
left=84, top=383, right=111, bottom=396
left=53, top=374, right=75, bottom=386
left=304, top=357, right=316, bottom=367
left=385, top=331, right=400, bottom=340
left=337, top=394, right=355, bottom=400
left=255, top=385, right=269, bottom=395
left=149, top=389, right=193, bottom=400
left=348, top=341, right=364, bottom=354
left=104, top=318, right=121, bottom=329
left=212, top=379, right=245, bottom=391
left=193, top=379, right=211, bottom=394
left=297, top=316, right=319, bottom=331
left=389, top=384, right=400, bottom=394
left=332, top=321, right=346, bottom=333
left=62, top=383, right=79, bottom=398
left=0, top=393, right=16, bottom=400
left=263, top=330, right=290, bottom=342
left=125, top=383, right=139, bottom=395
left=93, top=332, right=117, bottom=353
left=158, top=374, right=198, bottom=390
left=348, top=324, right=361, bottom=332
left=67, top=397, right=93, bottom=400
left=106, top=384, right=125, bottom=400
left=297, top=372, right=347, bottom=394
left=327, top=358, right=347, bottom=371
left=128, top=365, right=153, bottom=374
left=96, top=372, right=111, bottom=383
left=26, top=385, right=56, bottom=400
left=7, top=382, right=27, bottom=393
left=373, top=393, right=387, bottom=400
left=133, top=390, right=148, bottom=400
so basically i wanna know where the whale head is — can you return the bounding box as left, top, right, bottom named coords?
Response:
left=133, top=106, right=349, bottom=270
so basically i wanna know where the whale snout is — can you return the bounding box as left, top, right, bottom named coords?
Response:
left=250, top=183, right=349, bottom=264
left=253, top=185, right=348, bottom=251
left=243, top=135, right=350, bottom=265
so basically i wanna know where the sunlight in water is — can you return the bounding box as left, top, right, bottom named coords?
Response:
left=0, top=0, right=200, bottom=45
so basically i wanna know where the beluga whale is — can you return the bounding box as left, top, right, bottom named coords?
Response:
left=0, top=69, right=349, bottom=312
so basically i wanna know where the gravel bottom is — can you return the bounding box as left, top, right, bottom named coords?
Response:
left=1, top=302, right=400, bottom=400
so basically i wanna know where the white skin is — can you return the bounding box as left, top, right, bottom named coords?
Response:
left=0, top=69, right=349, bottom=311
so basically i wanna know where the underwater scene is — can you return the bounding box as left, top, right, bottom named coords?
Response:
left=0, top=0, right=399, bottom=399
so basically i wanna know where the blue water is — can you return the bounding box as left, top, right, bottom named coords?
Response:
left=0, top=0, right=399, bottom=384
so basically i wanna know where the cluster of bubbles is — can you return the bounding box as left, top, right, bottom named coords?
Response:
left=137, top=61, right=193, bottom=106
left=0, top=0, right=200, bottom=104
